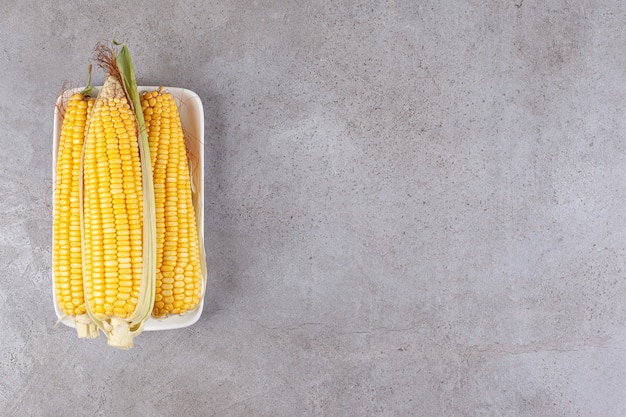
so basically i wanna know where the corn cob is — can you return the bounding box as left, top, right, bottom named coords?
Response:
left=81, top=44, right=156, bottom=348
left=53, top=71, right=98, bottom=339
left=141, top=88, right=204, bottom=317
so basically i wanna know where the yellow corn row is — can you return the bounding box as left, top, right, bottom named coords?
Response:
left=53, top=92, right=98, bottom=339
left=141, top=88, right=203, bottom=317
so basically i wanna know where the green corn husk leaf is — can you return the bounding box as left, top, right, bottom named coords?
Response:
left=114, top=43, right=157, bottom=346
left=80, top=64, right=95, bottom=97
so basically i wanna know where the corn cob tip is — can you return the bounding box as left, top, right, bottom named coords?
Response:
left=94, top=42, right=123, bottom=90
left=75, top=314, right=99, bottom=339
left=106, top=317, right=137, bottom=349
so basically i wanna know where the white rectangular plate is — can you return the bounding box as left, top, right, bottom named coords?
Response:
left=52, top=86, right=205, bottom=331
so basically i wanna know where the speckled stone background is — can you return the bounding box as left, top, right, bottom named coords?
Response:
left=1, top=1, right=625, bottom=415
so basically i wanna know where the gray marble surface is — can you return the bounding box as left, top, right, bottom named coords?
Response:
left=1, top=1, right=625, bottom=415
